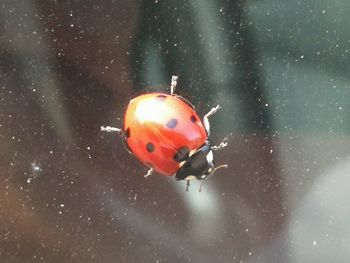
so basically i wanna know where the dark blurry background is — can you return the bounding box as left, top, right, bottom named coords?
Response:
left=1, top=0, right=350, bottom=262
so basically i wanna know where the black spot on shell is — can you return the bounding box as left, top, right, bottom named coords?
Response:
left=166, top=118, right=178, bottom=129
left=125, top=127, right=130, bottom=138
left=146, top=142, right=155, bottom=152
left=190, top=115, right=197, bottom=123
left=173, top=146, right=190, bottom=162
left=155, top=94, right=167, bottom=101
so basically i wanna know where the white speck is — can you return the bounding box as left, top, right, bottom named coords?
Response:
left=322, top=10, right=326, bottom=14
left=60, top=203, right=65, bottom=208
left=339, top=106, right=343, bottom=110
left=270, top=149, right=274, bottom=153
left=313, top=240, right=317, bottom=246
left=265, top=103, right=269, bottom=107
left=32, top=163, right=42, bottom=172
left=70, top=24, right=74, bottom=27
left=26, top=162, right=43, bottom=183
left=87, top=146, right=91, bottom=150
left=300, top=55, right=304, bottom=59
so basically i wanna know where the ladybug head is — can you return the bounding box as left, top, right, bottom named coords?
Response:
left=175, top=141, right=215, bottom=181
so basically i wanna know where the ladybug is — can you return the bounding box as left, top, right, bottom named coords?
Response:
left=101, top=76, right=227, bottom=190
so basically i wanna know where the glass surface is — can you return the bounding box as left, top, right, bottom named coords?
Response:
left=1, top=1, right=349, bottom=262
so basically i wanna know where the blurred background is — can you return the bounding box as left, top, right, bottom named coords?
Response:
left=1, top=0, right=350, bottom=262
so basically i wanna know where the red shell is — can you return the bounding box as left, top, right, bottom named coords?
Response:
left=123, top=93, right=207, bottom=176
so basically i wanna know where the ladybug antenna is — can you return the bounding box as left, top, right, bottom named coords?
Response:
left=170, top=75, right=178, bottom=95
left=186, top=180, right=190, bottom=192
left=199, top=164, right=228, bottom=192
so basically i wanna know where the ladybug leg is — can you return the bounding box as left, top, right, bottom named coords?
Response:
left=100, top=126, right=122, bottom=133
left=199, top=180, right=205, bottom=192
left=186, top=180, right=190, bottom=191
left=170, top=75, right=178, bottom=95
left=203, top=105, right=221, bottom=135
left=212, top=137, right=228, bottom=151
left=101, top=126, right=134, bottom=154
left=144, top=168, right=153, bottom=178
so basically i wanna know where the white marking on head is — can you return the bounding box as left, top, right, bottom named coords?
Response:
left=206, top=150, right=214, bottom=165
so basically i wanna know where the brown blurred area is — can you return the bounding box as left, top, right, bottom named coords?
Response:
left=1, top=0, right=350, bottom=262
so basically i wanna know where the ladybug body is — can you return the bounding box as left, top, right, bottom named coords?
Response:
left=123, top=93, right=207, bottom=177
left=101, top=76, right=227, bottom=186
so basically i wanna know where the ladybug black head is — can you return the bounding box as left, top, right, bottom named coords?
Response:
left=175, top=141, right=214, bottom=181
